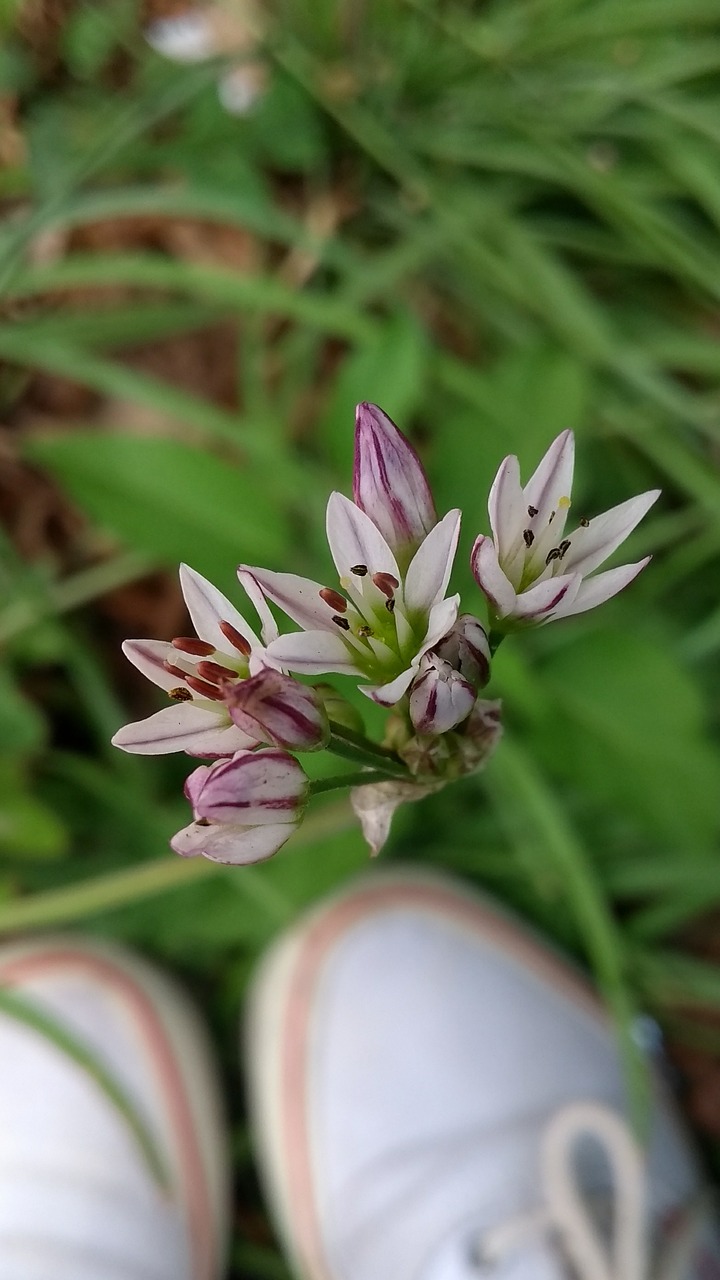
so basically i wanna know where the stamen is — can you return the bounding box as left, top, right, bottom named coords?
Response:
left=172, top=636, right=215, bottom=656
left=527, top=505, right=538, bottom=518
left=579, top=517, right=590, bottom=527
left=523, top=529, right=534, bottom=548
left=196, top=660, right=237, bottom=682
left=319, top=587, right=348, bottom=612
left=196, top=817, right=211, bottom=827
left=219, top=620, right=252, bottom=657
left=558, top=539, right=571, bottom=560
left=185, top=675, right=225, bottom=701
left=372, top=572, right=400, bottom=597
left=545, top=548, right=561, bottom=566
left=333, top=615, right=350, bottom=630
left=164, top=660, right=190, bottom=681
left=385, top=597, right=396, bottom=613
left=548, top=510, right=556, bottom=524
left=351, top=564, right=368, bottom=576
left=357, top=624, right=373, bottom=637
left=169, top=687, right=192, bottom=702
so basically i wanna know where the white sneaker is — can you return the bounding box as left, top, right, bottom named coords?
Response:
left=0, top=936, right=228, bottom=1280
left=246, top=869, right=720, bottom=1280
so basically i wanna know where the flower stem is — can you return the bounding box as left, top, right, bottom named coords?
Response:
left=309, top=769, right=401, bottom=796
left=327, top=722, right=408, bottom=777
left=0, top=800, right=354, bottom=936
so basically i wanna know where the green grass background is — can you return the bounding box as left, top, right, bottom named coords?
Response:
left=2, top=1, right=720, bottom=1271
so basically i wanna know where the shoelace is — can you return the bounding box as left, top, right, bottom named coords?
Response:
left=472, top=1102, right=711, bottom=1280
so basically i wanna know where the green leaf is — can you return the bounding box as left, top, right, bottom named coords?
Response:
left=25, top=433, right=289, bottom=584
left=0, top=666, right=45, bottom=752
left=537, top=628, right=720, bottom=848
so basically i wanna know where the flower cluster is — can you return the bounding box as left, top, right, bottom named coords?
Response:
left=113, top=404, right=659, bottom=862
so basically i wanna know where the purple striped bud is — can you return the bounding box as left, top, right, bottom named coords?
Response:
left=434, top=614, right=491, bottom=689
left=223, top=669, right=329, bottom=751
left=353, top=402, right=437, bottom=564
left=409, top=654, right=475, bottom=736
left=170, top=748, right=308, bottom=865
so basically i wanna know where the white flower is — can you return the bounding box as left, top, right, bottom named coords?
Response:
left=471, top=430, right=660, bottom=629
left=171, top=748, right=308, bottom=865
left=111, top=564, right=279, bottom=756
left=244, top=493, right=461, bottom=706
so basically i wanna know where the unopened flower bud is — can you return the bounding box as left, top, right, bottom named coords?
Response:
left=224, top=669, right=329, bottom=751
left=409, top=654, right=475, bottom=736
left=171, top=748, right=309, bottom=865
left=435, top=614, right=491, bottom=688
left=353, top=402, right=437, bottom=564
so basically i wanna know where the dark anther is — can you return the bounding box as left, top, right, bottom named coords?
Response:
left=185, top=675, right=225, bottom=701
left=548, top=510, right=556, bottom=523
left=527, top=505, right=538, bottom=518
left=164, top=660, right=190, bottom=681
left=358, top=625, right=373, bottom=637
left=219, top=620, right=252, bottom=657
left=351, top=564, right=368, bottom=576
left=545, top=548, right=561, bottom=566
left=172, top=636, right=215, bottom=656
left=579, top=517, right=590, bottom=527
left=196, top=817, right=211, bottom=827
left=372, top=572, right=400, bottom=597
left=523, top=529, right=534, bottom=548
left=169, top=687, right=193, bottom=702
left=558, top=539, right=571, bottom=560
left=385, top=598, right=396, bottom=613
left=196, top=660, right=236, bottom=682
left=320, top=587, right=348, bottom=612
left=333, top=615, right=350, bottom=630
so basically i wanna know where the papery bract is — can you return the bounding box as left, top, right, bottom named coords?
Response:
left=353, top=402, right=437, bottom=566
left=224, top=669, right=329, bottom=751
left=471, top=431, right=660, bottom=629
left=170, top=748, right=308, bottom=865
left=434, top=614, right=491, bottom=689
left=112, top=565, right=279, bottom=757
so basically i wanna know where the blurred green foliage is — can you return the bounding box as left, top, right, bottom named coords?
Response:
left=2, top=0, right=720, bottom=1267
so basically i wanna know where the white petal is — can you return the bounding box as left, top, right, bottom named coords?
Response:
left=122, top=639, right=184, bottom=693
left=325, top=492, right=400, bottom=581
left=168, top=821, right=209, bottom=858
left=171, top=821, right=297, bottom=864
left=179, top=563, right=260, bottom=654
left=267, top=630, right=361, bottom=675
left=514, top=572, right=582, bottom=621
left=561, top=491, right=660, bottom=578
left=237, top=568, right=279, bottom=644
left=471, top=536, right=517, bottom=618
left=488, top=455, right=526, bottom=563
left=362, top=665, right=416, bottom=706
left=420, top=594, right=461, bottom=655
left=523, top=430, right=575, bottom=532
left=403, top=509, right=461, bottom=615
left=551, top=559, right=651, bottom=620
left=111, top=704, right=253, bottom=756
left=241, top=566, right=336, bottom=632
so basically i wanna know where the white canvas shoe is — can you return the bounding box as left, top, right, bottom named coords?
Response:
left=246, top=870, right=720, bottom=1280
left=0, top=936, right=228, bottom=1280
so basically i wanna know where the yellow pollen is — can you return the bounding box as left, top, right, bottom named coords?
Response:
left=558, top=496, right=571, bottom=509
